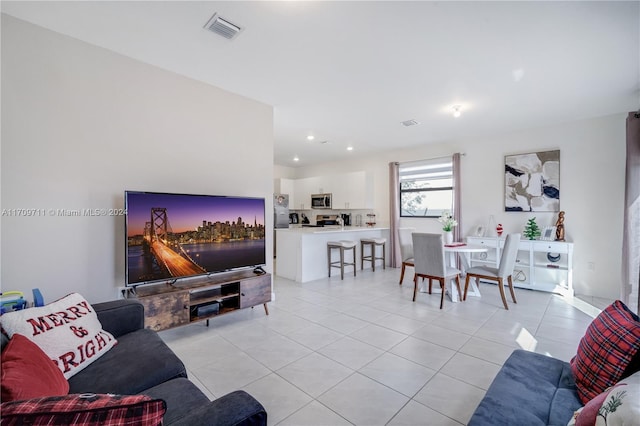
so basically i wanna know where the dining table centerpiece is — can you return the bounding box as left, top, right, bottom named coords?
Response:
left=438, top=211, right=458, bottom=244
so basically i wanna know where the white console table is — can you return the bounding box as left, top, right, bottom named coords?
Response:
left=466, top=236, right=574, bottom=297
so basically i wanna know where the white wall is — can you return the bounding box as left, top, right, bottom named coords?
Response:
left=279, top=114, right=626, bottom=300
left=1, top=15, right=274, bottom=303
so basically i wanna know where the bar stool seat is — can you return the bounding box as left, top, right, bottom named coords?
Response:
left=361, top=238, right=386, bottom=271
left=327, top=240, right=357, bottom=280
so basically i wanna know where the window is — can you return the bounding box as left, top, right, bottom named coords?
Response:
left=399, top=157, right=453, bottom=217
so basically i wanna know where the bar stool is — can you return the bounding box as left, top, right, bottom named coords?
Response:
left=327, top=240, right=357, bottom=280
left=361, top=238, right=386, bottom=271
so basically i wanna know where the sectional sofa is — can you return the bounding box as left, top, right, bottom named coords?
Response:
left=469, top=300, right=640, bottom=426
left=1, top=298, right=267, bottom=425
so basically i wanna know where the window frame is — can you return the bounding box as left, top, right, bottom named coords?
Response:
left=399, top=157, right=454, bottom=218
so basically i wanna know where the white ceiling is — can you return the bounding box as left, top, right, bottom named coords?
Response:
left=2, top=1, right=639, bottom=167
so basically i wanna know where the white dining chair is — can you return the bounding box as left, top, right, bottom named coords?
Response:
left=412, top=233, right=462, bottom=309
left=463, top=233, right=521, bottom=309
left=397, top=227, right=415, bottom=285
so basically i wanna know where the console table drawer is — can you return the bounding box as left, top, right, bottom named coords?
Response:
left=469, top=237, right=500, bottom=247
left=532, top=241, right=570, bottom=253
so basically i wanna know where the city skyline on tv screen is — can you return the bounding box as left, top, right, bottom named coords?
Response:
left=125, top=191, right=266, bottom=285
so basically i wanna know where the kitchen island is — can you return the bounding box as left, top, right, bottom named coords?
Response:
left=275, top=226, right=390, bottom=283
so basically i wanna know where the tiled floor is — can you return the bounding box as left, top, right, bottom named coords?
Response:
left=159, top=268, right=600, bottom=425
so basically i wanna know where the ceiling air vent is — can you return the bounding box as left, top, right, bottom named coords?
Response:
left=401, top=119, right=419, bottom=127
left=204, top=13, right=243, bottom=40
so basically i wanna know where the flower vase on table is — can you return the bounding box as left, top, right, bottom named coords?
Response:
left=444, top=231, right=454, bottom=245
left=438, top=211, right=457, bottom=245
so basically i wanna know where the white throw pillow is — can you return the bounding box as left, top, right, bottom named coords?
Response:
left=0, top=293, right=117, bottom=379
left=594, top=371, right=640, bottom=426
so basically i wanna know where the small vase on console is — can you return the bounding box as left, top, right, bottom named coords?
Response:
left=444, top=231, right=454, bottom=245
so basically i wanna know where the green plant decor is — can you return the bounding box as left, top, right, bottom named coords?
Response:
left=523, top=217, right=541, bottom=240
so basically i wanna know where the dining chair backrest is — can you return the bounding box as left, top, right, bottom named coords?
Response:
left=498, top=233, right=521, bottom=279
left=398, top=227, right=415, bottom=262
left=412, top=233, right=446, bottom=277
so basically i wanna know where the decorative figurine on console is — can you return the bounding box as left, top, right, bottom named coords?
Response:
left=496, top=224, right=504, bottom=237
left=555, top=211, right=565, bottom=241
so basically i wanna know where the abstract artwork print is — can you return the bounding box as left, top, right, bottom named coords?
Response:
left=505, top=150, right=560, bottom=212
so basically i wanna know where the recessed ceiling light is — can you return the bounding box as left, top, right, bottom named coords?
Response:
left=307, top=135, right=315, bottom=141
left=452, top=105, right=462, bottom=118
left=293, top=156, right=299, bottom=162
left=346, top=146, right=354, bottom=151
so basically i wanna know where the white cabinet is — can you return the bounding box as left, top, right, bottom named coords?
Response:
left=331, top=171, right=374, bottom=210
left=292, top=177, right=321, bottom=210
left=275, top=178, right=296, bottom=209
left=283, top=172, right=374, bottom=210
left=466, top=236, right=574, bottom=296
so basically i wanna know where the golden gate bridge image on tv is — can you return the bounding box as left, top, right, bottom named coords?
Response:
left=144, top=207, right=207, bottom=278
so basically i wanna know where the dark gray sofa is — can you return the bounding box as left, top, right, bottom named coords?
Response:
left=468, top=350, right=582, bottom=426
left=2, top=299, right=267, bottom=426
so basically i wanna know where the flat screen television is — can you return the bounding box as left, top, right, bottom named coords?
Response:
left=125, top=191, right=266, bottom=286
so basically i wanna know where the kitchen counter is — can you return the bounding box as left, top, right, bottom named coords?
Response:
left=278, top=225, right=388, bottom=234
left=275, top=226, right=390, bottom=283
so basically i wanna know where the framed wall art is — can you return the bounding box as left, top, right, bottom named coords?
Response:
left=505, top=150, right=560, bottom=212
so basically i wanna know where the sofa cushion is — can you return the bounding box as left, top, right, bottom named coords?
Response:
left=0, top=293, right=117, bottom=379
left=1, top=334, right=69, bottom=402
left=142, top=378, right=269, bottom=426
left=468, top=349, right=582, bottom=426
left=140, top=377, right=211, bottom=425
left=0, top=393, right=165, bottom=426
left=68, top=328, right=187, bottom=395
left=570, top=300, right=640, bottom=404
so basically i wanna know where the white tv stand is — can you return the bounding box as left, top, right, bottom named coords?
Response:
left=466, top=236, right=574, bottom=297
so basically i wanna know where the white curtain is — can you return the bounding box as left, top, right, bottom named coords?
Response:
left=622, top=112, right=640, bottom=314
left=389, top=162, right=400, bottom=268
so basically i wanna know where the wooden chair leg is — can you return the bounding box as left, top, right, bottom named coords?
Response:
left=454, top=275, right=462, bottom=302
left=327, top=246, right=332, bottom=277
left=463, top=274, right=471, bottom=300
left=497, top=277, right=509, bottom=310
left=508, top=275, right=517, bottom=303
left=382, top=243, right=386, bottom=270
left=413, top=275, right=418, bottom=302
left=439, top=279, right=445, bottom=309
left=399, top=264, right=406, bottom=285
left=340, top=248, right=345, bottom=280
left=352, top=247, right=357, bottom=277
left=428, top=279, right=433, bottom=294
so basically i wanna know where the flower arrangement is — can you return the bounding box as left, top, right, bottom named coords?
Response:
left=438, top=211, right=458, bottom=232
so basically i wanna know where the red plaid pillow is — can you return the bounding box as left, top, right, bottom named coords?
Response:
left=0, top=393, right=166, bottom=426
left=570, top=300, right=640, bottom=404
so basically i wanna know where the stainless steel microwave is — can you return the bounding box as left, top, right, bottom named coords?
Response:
left=311, top=193, right=332, bottom=209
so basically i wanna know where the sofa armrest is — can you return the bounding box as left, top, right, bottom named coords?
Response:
left=168, top=391, right=267, bottom=426
left=93, top=299, right=145, bottom=338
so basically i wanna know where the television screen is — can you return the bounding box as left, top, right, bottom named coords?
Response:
left=125, top=191, right=266, bottom=286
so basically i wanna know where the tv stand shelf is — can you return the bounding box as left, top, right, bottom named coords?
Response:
left=133, top=270, right=271, bottom=331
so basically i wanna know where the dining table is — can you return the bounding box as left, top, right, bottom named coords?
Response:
left=419, top=242, right=489, bottom=303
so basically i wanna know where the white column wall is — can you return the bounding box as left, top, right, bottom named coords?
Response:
left=1, top=16, right=274, bottom=303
